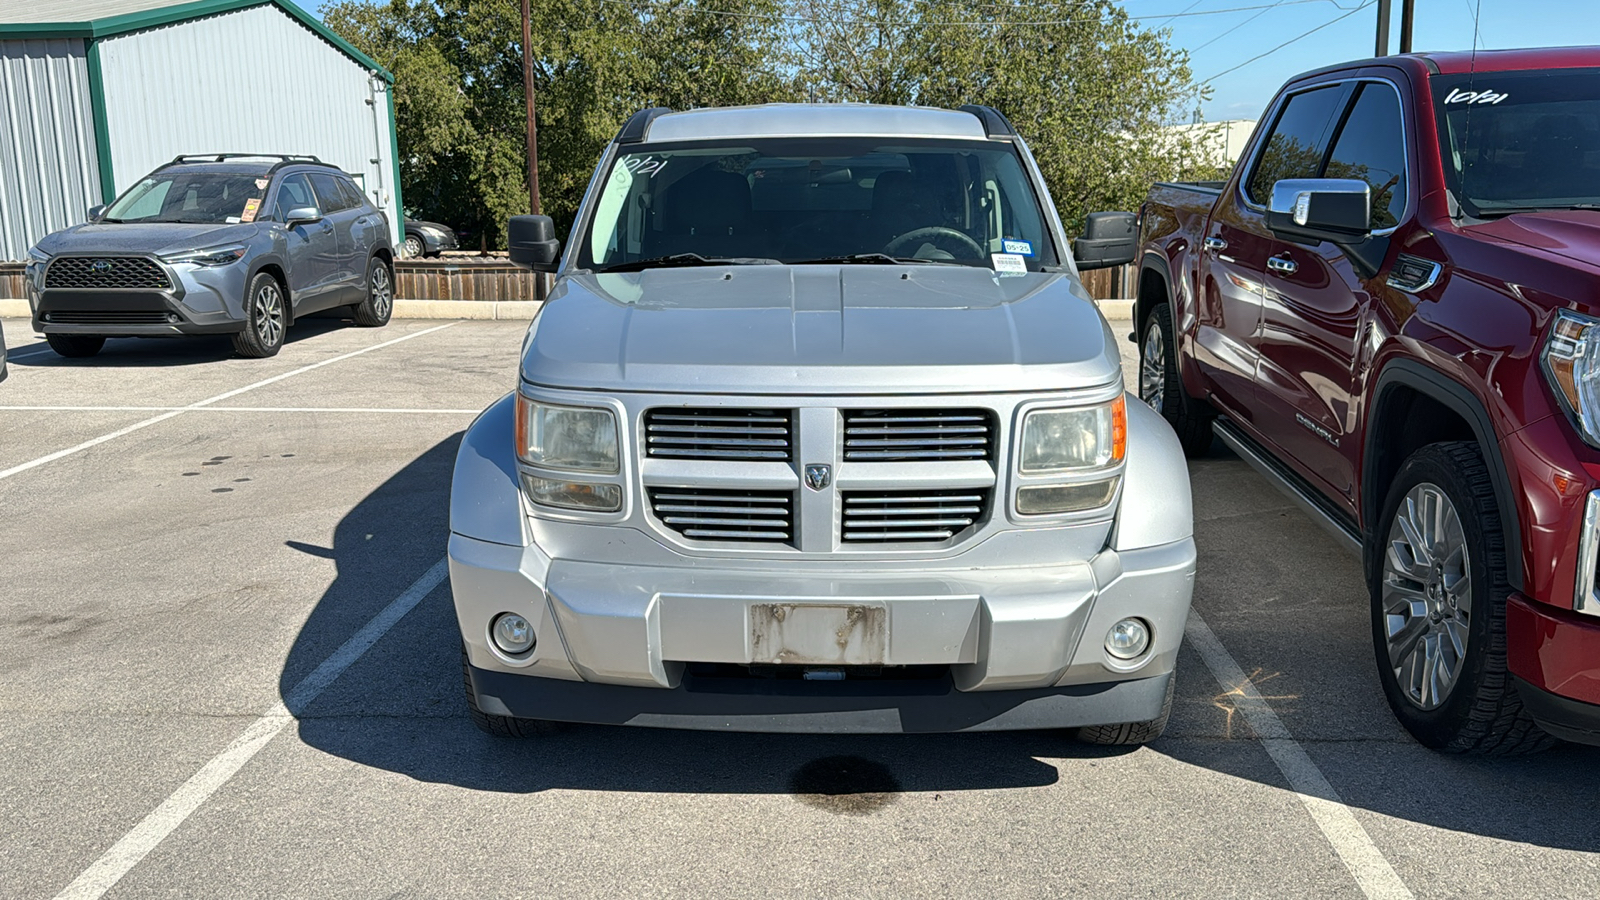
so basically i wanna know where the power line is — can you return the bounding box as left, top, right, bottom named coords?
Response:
left=1202, top=0, right=1374, bottom=82
left=1190, top=0, right=1290, bottom=52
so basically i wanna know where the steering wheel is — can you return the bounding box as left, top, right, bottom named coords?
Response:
left=883, top=226, right=985, bottom=260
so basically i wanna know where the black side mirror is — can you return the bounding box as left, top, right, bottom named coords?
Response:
left=1266, top=179, right=1371, bottom=246
left=87, top=205, right=106, bottom=222
left=284, top=206, right=323, bottom=228
left=1074, top=211, right=1137, bottom=270
left=508, top=215, right=561, bottom=272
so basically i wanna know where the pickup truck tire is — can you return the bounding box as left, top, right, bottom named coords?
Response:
left=1075, top=671, right=1174, bottom=745
left=1370, top=442, right=1555, bottom=755
left=462, top=646, right=559, bottom=737
left=1140, top=304, right=1213, bottom=456
left=231, top=272, right=286, bottom=358
left=351, top=257, right=394, bottom=327
left=45, top=335, right=105, bottom=358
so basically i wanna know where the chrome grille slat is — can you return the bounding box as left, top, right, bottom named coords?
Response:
left=842, top=409, right=996, bottom=462
left=45, top=256, right=172, bottom=291
left=648, top=487, right=794, bottom=544
left=841, top=488, right=991, bottom=543
left=645, top=408, right=793, bottom=461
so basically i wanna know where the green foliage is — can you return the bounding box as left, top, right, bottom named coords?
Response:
left=322, top=0, right=1219, bottom=244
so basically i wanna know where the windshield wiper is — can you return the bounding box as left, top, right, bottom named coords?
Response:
left=599, top=253, right=779, bottom=273
left=789, top=253, right=957, bottom=266
left=1475, top=203, right=1600, bottom=219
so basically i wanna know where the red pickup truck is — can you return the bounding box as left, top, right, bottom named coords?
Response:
left=1131, top=47, right=1600, bottom=753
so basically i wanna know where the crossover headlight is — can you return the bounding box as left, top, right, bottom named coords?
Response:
left=515, top=396, right=619, bottom=473
left=1019, top=396, right=1127, bottom=472
left=1543, top=310, right=1600, bottom=448
left=161, top=245, right=247, bottom=267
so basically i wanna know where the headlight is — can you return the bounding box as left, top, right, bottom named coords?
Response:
left=161, top=245, right=247, bottom=267
left=1543, top=310, right=1600, bottom=447
left=26, top=246, right=50, bottom=265
left=515, top=396, right=619, bottom=473
left=1019, top=396, right=1127, bottom=472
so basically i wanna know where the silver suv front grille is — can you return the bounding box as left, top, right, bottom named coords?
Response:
left=841, top=489, right=991, bottom=542
left=45, top=256, right=172, bottom=291
left=644, top=408, right=794, bottom=461
left=647, top=487, right=794, bottom=542
left=842, top=409, right=995, bottom=461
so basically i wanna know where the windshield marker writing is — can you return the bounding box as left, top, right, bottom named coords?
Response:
left=1445, top=88, right=1508, bottom=105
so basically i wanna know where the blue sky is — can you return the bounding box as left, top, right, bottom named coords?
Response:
left=1143, top=0, right=1600, bottom=121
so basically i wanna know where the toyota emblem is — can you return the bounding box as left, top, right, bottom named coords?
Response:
left=804, top=463, right=832, bottom=491
left=91, top=259, right=112, bottom=273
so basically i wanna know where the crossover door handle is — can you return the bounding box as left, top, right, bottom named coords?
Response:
left=1204, top=237, right=1228, bottom=252
left=1267, top=255, right=1298, bottom=275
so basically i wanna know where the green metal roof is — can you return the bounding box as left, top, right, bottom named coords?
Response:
left=0, top=0, right=393, bottom=83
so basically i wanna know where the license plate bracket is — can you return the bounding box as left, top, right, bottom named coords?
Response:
left=749, top=603, right=887, bottom=666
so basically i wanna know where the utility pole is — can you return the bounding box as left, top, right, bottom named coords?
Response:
left=1375, top=0, right=1391, bottom=56
left=520, top=0, right=541, bottom=217
left=1399, top=0, right=1416, bottom=53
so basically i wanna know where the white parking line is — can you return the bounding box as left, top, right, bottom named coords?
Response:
left=1185, top=611, right=1414, bottom=900
left=52, top=558, right=450, bottom=900
left=0, top=323, right=456, bottom=484
left=0, top=405, right=482, bottom=414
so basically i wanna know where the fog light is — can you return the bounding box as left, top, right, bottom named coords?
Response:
left=491, top=612, right=535, bottom=655
left=521, top=474, right=622, bottom=512
left=1016, top=477, right=1120, bottom=515
left=167, top=313, right=182, bottom=324
left=1105, top=617, right=1150, bottom=660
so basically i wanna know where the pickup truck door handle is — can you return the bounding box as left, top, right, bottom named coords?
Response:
left=1267, top=255, right=1299, bottom=275
left=1204, top=237, right=1228, bottom=252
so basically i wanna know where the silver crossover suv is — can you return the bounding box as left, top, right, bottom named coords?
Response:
left=24, top=154, right=395, bottom=359
left=451, top=104, right=1195, bottom=743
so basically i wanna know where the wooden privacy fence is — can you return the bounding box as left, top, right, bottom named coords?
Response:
left=0, top=259, right=1134, bottom=302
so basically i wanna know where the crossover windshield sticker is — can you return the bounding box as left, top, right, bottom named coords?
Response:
left=240, top=198, right=262, bottom=223
left=1002, top=238, right=1034, bottom=256
left=1445, top=88, right=1509, bottom=105
left=255, top=178, right=269, bottom=190
left=991, top=253, right=1027, bottom=274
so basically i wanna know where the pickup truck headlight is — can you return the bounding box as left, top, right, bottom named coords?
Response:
left=1015, top=396, right=1126, bottom=515
left=1543, top=311, right=1600, bottom=448
left=161, top=245, right=247, bottom=267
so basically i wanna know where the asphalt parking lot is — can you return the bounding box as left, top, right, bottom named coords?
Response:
left=2, top=313, right=1598, bottom=899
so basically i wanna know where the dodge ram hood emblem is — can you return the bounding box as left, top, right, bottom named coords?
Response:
left=804, top=464, right=832, bottom=491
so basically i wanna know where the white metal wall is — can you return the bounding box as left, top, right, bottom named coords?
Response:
left=96, top=5, right=400, bottom=244
left=0, top=38, right=102, bottom=262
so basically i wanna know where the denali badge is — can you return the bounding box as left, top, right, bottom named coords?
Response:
left=804, top=463, right=832, bottom=491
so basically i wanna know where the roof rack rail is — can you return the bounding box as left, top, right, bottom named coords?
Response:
left=958, top=105, right=1017, bottom=139
left=615, top=108, right=673, bottom=144
left=170, top=153, right=326, bottom=165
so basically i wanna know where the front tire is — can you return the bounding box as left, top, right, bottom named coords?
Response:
left=351, top=257, right=393, bottom=327
left=1140, top=304, right=1213, bottom=456
left=1370, top=442, right=1554, bottom=754
left=462, top=646, right=559, bottom=737
left=46, top=334, right=105, bottom=358
left=1075, top=672, right=1174, bottom=746
left=231, top=272, right=286, bottom=358
left=402, top=234, right=424, bottom=258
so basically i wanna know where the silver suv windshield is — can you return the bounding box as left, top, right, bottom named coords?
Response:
left=1434, top=69, right=1600, bottom=217
left=103, top=171, right=268, bottom=225
left=578, top=137, right=1058, bottom=271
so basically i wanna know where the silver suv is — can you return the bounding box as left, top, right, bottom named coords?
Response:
left=24, top=154, right=395, bottom=359
left=450, top=104, right=1195, bottom=743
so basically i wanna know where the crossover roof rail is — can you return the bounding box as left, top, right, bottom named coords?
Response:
left=616, top=108, right=673, bottom=144
left=958, top=105, right=1017, bottom=139
left=170, top=153, right=326, bottom=165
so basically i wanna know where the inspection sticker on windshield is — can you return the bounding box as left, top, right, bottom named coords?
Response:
left=1002, top=239, right=1034, bottom=256
left=240, top=198, right=262, bottom=223
left=991, top=253, right=1028, bottom=275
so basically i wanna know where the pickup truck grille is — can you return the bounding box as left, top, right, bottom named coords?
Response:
left=648, top=487, right=794, bottom=542
left=841, top=489, right=991, bottom=543
left=842, top=409, right=995, bottom=461
left=45, top=256, right=172, bottom=291
left=644, top=408, right=794, bottom=461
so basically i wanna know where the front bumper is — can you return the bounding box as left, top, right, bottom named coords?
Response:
left=27, top=257, right=249, bottom=336
left=450, top=530, right=1196, bottom=732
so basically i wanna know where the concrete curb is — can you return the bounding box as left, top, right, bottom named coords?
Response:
left=2, top=297, right=1134, bottom=322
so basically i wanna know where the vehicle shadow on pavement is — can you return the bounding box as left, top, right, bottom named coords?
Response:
left=8, top=318, right=350, bottom=368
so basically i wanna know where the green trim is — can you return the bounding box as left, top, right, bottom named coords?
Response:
left=0, top=0, right=393, bottom=82
left=84, top=39, right=117, bottom=205
left=385, top=83, right=404, bottom=245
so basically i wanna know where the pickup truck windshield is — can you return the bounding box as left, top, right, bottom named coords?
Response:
left=579, top=138, right=1057, bottom=271
left=1435, top=69, right=1600, bottom=217
left=103, top=172, right=267, bottom=225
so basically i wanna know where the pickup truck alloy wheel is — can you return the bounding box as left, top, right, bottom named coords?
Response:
left=1140, top=321, right=1166, bottom=411
left=1141, top=303, right=1214, bottom=456
left=231, top=272, right=286, bottom=358
left=1381, top=482, right=1472, bottom=710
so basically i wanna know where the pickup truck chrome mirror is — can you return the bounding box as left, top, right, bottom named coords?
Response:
left=284, top=206, right=323, bottom=228
left=1074, top=211, right=1137, bottom=271
left=1266, top=179, right=1371, bottom=246
left=508, top=214, right=561, bottom=273
left=86, top=204, right=106, bottom=223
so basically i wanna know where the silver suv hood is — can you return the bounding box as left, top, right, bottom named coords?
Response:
left=521, top=266, right=1121, bottom=395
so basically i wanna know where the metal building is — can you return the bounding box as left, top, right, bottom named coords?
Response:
left=0, top=0, right=401, bottom=261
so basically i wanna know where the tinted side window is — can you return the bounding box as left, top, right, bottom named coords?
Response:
left=275, top=174, right=317, bottom=218
left=1247, top=86, right=1347, bottom=205
left=1324, top=83, right=1408, bottom=229
left=339, top=177, right=368, bottom=210
left=309, top=173, right=352, bottom=212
